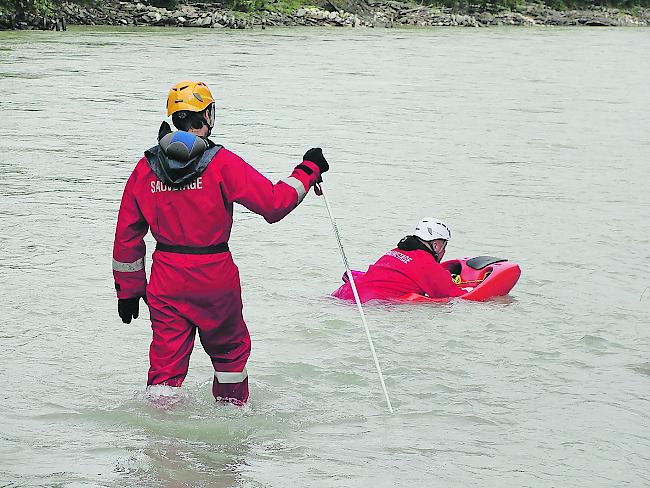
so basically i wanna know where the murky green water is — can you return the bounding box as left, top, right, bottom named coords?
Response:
left=1, top=25, right=649, bottom=487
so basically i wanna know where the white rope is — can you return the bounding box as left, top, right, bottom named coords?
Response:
left=317, top=182, right=394, bottom=414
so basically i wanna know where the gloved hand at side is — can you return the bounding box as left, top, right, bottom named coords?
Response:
left=118, top=296, right=146, bottom=324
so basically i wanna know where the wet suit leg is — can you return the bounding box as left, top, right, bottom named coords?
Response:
left=147, top=296, right=196, bottom=387
left=196, top=287, right=251, bottom=406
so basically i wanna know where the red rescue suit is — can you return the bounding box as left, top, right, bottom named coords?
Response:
left=332, top=247, right=464, bottom=303
left=113, top=138, right=321, bottom=405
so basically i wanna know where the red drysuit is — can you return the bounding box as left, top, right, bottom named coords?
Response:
left=332, top=247, right=464, bottom=303
left=113, top=132, right=321, bottom=405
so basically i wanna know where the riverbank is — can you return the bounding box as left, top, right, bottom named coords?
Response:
left=2, top=0, right=649, bottom=30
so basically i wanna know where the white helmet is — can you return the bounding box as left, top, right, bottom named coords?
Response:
left=413, top=217, right=451, bottom=242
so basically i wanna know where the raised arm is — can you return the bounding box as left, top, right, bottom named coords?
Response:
left=219, top=148, right=328, bottom=223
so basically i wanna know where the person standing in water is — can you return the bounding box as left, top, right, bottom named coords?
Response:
left=112, top=81, right=329, bottom=405
left=332, top=218, right=464, bottom=303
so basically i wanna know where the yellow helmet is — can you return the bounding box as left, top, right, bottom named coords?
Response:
left=166, top=81, right=214, bottom=116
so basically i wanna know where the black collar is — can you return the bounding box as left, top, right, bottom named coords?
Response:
left=397, top=235, right=440, bottom=261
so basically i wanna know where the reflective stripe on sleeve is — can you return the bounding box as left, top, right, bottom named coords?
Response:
left=281, top=177, right=307, bottom=204
left=214, top=367, right=248, bottom=384
left=112, top=257, right=145, bottom=272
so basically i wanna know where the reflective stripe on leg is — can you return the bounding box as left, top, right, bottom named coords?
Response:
left=212, top=376, right=249, bottom=406
left=214, top=367, right=248, bottom=384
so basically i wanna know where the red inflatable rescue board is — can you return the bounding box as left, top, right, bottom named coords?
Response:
left=339, top=256, right=521, bottom=303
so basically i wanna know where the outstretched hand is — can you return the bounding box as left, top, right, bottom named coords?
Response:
left=303, top=148, right=329, bottom=175
left=303, top=148, right=328, bottom=196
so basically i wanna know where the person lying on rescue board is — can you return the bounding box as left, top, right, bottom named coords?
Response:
left=331, top=218, right=465, bottom=303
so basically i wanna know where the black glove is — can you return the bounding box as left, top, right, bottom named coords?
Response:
left=118, top=296, right=145, bottom=324
left=303, top=148, right=329, bottom=176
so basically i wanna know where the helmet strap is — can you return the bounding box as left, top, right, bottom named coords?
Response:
left=199, top=104, right=215, bottom=137
left=429, top=243, right=441, bottom=263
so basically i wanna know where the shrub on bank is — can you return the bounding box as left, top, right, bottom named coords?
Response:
left=219, top=0, right=304, bottom=13
left=0, top=0, right=54, bottom=15
left=1, top=0, right=649, bottom=28
left=425, top=0, right=650, bottom=11
left=149, top=0, right=177, bottom=9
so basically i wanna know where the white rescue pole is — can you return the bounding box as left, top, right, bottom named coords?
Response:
left=316, top=182, right=394, bottom=414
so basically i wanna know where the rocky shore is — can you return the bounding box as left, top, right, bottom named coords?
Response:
left=2, top=0, right=649, bottom=30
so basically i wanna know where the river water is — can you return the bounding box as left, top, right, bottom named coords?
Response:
left=1, top=25, right=649, bottom=487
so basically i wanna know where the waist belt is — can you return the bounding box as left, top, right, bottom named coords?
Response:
left=156, top=242, right=229, bottom=255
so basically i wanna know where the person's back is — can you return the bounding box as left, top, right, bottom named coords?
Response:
left=112, top=81, right=329, bottom=406
left=332, top=218, right=464, bottom=303
left=123, top=140, right=313, bottom=249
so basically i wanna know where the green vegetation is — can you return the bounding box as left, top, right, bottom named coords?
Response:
left=0, top=0, right=310, bottom=16
left=427, top=0, right=650, bottom=10
left=1, top=0, right=648, bottom=22
left=429, top=0, right=521, bottom=12
left=221, top=0, right=306, bottom=13
left=219, top=0, right=650, bottom=13
left=150, top=0, right=178, bottom=9
left=0, top=0, right=101, bottom=16
left=0, top=0, right=56, bottom=15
